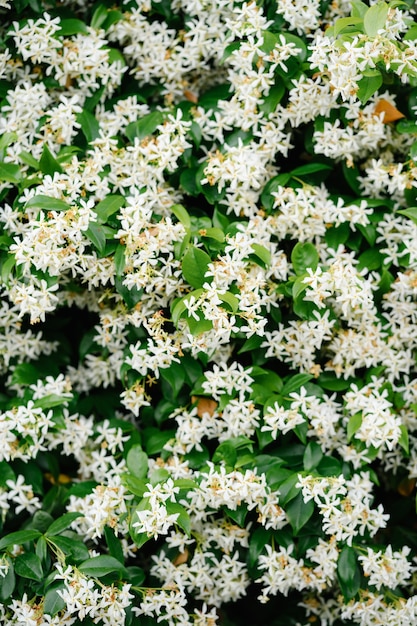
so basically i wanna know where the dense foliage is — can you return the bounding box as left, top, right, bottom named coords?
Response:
left=1, top=0, right=417, bottom=624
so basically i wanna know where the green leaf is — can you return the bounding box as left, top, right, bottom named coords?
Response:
left=171, top=204, right=191, bottom=229
left=91, top=4, right=109, bottom=29
left=248, top=527, right=271, bottom=568
left=58, top=18, right=89, bottom=35
left=46, top=513, right=84, bottom=537
left=303, top=442, right=323, bottom=471
left=166, top=501, right=191, bottom=536
left=363, top=2, right=388, bottom=37
left=126, top=565, right=146, bottom=586
left=0, top=530, right=41, bottom=551
left=1, top=252, right=15, bottom=285
left=50, top=535, right=90, bottom=562
left=0, top=462, right=15, bottom=488
left=85, top=222, right=106, bottom=255
left=32, top=394, right=68, bottom=410
left=125, top=111, right=164, bottom=143
left=0, top=560, right=15, bottom=601
left=333, top=15, right=364, bottom=37
left=285, top=491, right=315, bottom=535
left=201, top=227, right=225, bottom=242
left=39, top=145, right=63, bottom=175
left=347, top=412, right=362, bottom=441
left=276, top=473, right=300, bottom=506
left=78, top=555, right=126, bottom=578
left=261, top=173, right=291, bottom=211
left=317, top=372, right=351, bottom=391
left=27, top=511, right=53, bottom=533
left=290, top=163, right=332, bottom=177
left=126, top=445, right=148, bottom=480
left=104, top=526, right=125, bottom=564
left=218, top=291, right=239, bottom=312
left=357, top=71, right=383, bottom=104
left=19, top=150, right=40, bottom=169
left=396, top=119, right=417, bottom=134
left=143, top=428, right=176, bottom=455
left=0, top=162, right=21, bottom=183
left=171, top=289, right=204, bottom=325
left=281, top=373, right=313, bottom=396
left=43, top=586, right=66, bottom=616
left=224, top=504, right=247, bottom=527
left=25, top=195, right=69, bottom=212
left=114, top=244, right=126, bottom=277
left=351, top=0, right=369, bottom=18
left=238, top=335, right=264, bottom=354
left=357, top=248, right=384, bottom=271
left=182, top=246, right=211, bottom=288
left=94, top=195, right=124, bottom=223
left=161, top=362, right=186, bottom=398
left=0, top=132, right=17, bottom=159
left=337, top=546, right=361, bottom=600
left=291, top=242, right=319, bottom=275
left=121, top=473, right=147, bottom=497
left=77, top=109, right=100, bottom=143
left=398, top=207, right=417, bottom=225
left=399, top=425, right=409, bottom=454
left=251, top=243, right=271, bottom=266
left=14, top=553, right=43, bottom=582
left=213, top=442, right=237, bottom=467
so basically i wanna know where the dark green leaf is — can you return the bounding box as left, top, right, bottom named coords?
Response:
left=58, top=18, right=89, bottom=35
left=285, top=491, right=315, bottom=535
left=94, top=195, right=124, bottom=223
left=39, top=145, right=63, bottom=175
left=0, top=530, right=41, bottom=551
left=303, top=442, right=323, bottom=471
left=277, top=473, right=301, bottom=506
left=77, top=109, right=100, bottom=143
left=143, top=428, right=176, bottom=455
left=85, top=222, right=106, bottom=255
left=78, top=555, right=126, bottom=578
left=46, top=513, right=84, bottom=537
left=43, top=586, right=66, bottom=616
left=166, top=501, right=191, bottom=536
left=51, top=535, right=90, bottom=562
left=104, top=526, right=125, bottom=564
left=248, top=527, right=271, bottom=568
left=337, top=546, right=361, bottom=600
left=14, top=553, right=43, bottom=581
left=291, top=163, right=332, bottom=177
left=281, top=373, right=313, bottom=396
left=0, top=462, right=15, bottom=488
left=213, top=442, right=237, bottom=467
left=0, top=560, right=15, bottom=601
left=125, top=111, right=164, bottom=143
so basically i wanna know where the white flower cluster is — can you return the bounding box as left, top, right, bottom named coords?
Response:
left=1, top=0, right=417, bottom=625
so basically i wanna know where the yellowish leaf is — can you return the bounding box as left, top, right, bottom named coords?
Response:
left=374, top=99, right=405, bottom=123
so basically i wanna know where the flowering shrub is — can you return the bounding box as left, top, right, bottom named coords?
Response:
left=1, top=0, right=417, bottom=623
